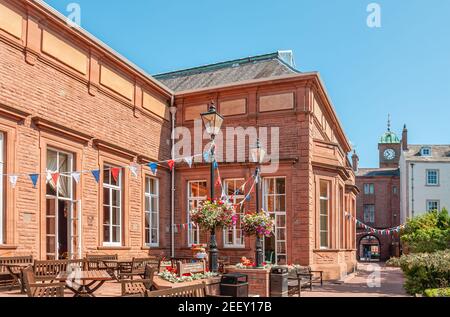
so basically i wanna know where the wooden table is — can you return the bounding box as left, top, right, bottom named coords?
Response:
left=56, top=270, right=112, bottom=297
left=1, top=263, right=30, bottom=293
left=102, top=259, right=133, bottom=280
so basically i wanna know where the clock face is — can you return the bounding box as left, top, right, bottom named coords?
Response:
left=384, top=149, right=396, bottom=160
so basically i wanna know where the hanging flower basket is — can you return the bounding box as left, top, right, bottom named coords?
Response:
left=242, top=210, right=274, bottom=238
left=190, top=199, right=237, bottom=231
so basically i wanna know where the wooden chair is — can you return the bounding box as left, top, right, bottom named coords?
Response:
left=0, top=255, right=33, bottom=290
left=22, top=266, right=64, bottom=297
left=85, top=254, right=118, bottom=271
left=33, top=260, right=68, bottom=282
left=121, top=265, right=156, bottom=297
left=287, top=266, right=323, bottom=297
left=119, top=257, right=160, bottom=280
left=147, top=282, right=218, bottom=298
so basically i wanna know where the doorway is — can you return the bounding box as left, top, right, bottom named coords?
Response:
left=359, top=235, right=381, bottom=262
left=45, top=148, right=81, bottom=260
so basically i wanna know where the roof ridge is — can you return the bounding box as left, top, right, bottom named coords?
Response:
left=153, top=52, right=297, bottom=78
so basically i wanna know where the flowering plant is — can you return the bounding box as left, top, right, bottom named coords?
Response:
left=158, top=270, right=218, bottom=283
left=235, top=256, right=270, bottom=269
left=190, top=199, right=237, bottom=231
left=242, top=210, right=274, bottom=238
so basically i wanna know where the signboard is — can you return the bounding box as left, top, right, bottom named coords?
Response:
left=176, top=260, right=206, bottom=276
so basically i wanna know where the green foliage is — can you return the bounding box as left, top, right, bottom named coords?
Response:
left=424, top=288, right=450, bottom=297
left=401, top=209, right=450, bottom=253
left=386, top=257, right=401, bottom=267
left=399, top=250, right=450, bottom=295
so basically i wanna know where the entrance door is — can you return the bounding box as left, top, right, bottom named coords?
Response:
left=262, top=178, right=287, bottom=265
left=45, top=148, right=76, bottom=260
left=68, top=200, right=82, bottom=259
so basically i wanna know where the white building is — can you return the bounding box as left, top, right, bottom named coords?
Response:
left=400, top=144, right=450, bottom=223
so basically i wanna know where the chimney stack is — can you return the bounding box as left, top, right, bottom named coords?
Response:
left=402, top=124, right=408, bottom=151
left=351, top=150, right=359, bottom=172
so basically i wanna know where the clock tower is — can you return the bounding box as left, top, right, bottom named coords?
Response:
left=378, top=116, right=401, bottom=168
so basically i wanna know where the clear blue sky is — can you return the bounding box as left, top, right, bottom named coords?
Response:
left=44, top=0, right=450, bottom=167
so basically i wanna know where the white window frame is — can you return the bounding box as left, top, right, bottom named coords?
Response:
left=426, top=169, right=439, bottom=186
left=426, top=200, right=440, bottom=212
left=103, top=165, right=122, bottom=247
left=144, top=176, right=159, bottom=247
left=0, top=132, right=4, bottom=245
left=421, top=147, right=432, bottom=156
left=319, top=181, right=329, bottom=249
left=45, top=148, right=75, bottom=259
left=223, top=179, right=245, bottom=248
left=187, top=180, right=207, bottom=246
left=263, top=177, right=287, bottom=264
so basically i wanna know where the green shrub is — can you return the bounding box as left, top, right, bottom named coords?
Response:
left=401, top=209, right=450, bottom=253
left=399, top=250, right=450, bottom=295
left=424, top=288, right=450, bottom=297
left=386, top=257, right=402, bottom=267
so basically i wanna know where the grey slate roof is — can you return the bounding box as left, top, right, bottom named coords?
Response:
left=355, top=168, right=400, bottom=177
left=153, top=51, right=300, bottom=92
left=404, top=145, right=450, bottom=162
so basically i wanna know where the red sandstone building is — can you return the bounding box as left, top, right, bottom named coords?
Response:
left=353, top=121, right=403, bottom=261
left=0, top=0, right=357, bottom=279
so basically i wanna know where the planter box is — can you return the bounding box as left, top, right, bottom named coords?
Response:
left=224, top=266, right=270, bottom=297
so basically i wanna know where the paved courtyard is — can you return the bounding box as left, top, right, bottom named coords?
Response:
left=301, top=262, right=408, bottom=297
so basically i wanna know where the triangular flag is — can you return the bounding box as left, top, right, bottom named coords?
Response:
left=167, top=160, right=175, bottom=172
left=246, top=194, right=251, bottom=201
left=213, top=161, right=218, bottom=170
left=148, top=162, right=158, bottom=174
left=111, top=167, right=120, bottom=182
left=71, top=172, right=81, bottom=184
left=203, top=151, right=210, bottom=162
left=9, top=175, right=18, bottom=188
left=184, top=156, right=193, bottom=168
left=29, top=174, right=39, bottom=188
left=46, top=171, right=53, bottom=184
left=51, top=172, right=60, bottom=185
left=91, top=170, right=100, bottom=183
left=215, top=176, right=221, bottom=187
left=128, top=164, right=138, bottom=178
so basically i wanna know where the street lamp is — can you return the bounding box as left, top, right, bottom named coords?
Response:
left=201, top=101, right=224, bottom=273
left=250, top=138, right=266, bottom=268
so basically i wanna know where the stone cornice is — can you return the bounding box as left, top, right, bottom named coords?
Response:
left=31, top=116, right=93, bottom=144
left=93, top=138, right=138, bottom=160
left=0, top=103, right=31, bottom=122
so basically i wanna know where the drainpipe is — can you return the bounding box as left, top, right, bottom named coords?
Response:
left=410, top=163, right=415, bottom=218
left=169, top=99, right=177, bottom=258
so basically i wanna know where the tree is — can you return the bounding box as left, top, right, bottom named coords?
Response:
left=401, top=208, right=450, bottom=254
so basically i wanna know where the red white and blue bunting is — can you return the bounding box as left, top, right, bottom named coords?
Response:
left=345, top=212, right=405, bottom=236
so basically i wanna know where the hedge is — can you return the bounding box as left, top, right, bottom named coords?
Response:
left=399, top=250, right=450, bottom=295
left=424, top=288, right=450, bottom=297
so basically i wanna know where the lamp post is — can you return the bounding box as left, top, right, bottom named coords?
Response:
left=201, top=101, right=224, bottom=273
left=250, top=139, right=266, bottom=268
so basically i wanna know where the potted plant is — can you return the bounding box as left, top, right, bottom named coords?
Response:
left=190, top=199, right=237, bottom=269
left=242, top=210, right=275, bottom=268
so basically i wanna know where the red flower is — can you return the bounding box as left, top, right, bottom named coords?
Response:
left=182, top=273, right=192, bottom=277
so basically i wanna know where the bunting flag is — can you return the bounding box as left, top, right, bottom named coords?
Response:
left=203, top=151, right=210, bottom=162
left=111, top=167, right=121, bottom=182
left=51, top=172, right=60, bottom=186
left=148, top=162, right=158, bottom=174
left=29, top=174, right=39, bottom=188
left=91, top=170, right=100, bottom=183
left=215, top=177, right=222, bottom=187
left=245, top=194, right=251, bottom=202
left=71, top=172, right=81, bottom=184
left=167, top=160, right=175, bottom=172
left=184, top=156, right=193, bottom=168
left=9, top=175, right=18, bottom=188
left=46, top=171, right=53, bottom=184
left=128, top=164, right=139, bottom=178
left=213, top=161, right=219, bottom=170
